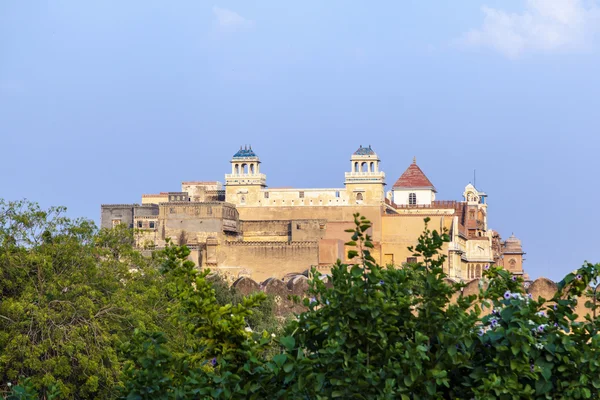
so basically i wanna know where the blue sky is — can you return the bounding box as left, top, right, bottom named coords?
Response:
left=1, top=0, right=599, bottom=281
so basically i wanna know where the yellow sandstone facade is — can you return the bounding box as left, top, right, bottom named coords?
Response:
left=101, top=146, right=525, bottom=282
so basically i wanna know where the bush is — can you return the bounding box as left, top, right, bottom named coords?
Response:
left=120, top=213, right=600, bottom=399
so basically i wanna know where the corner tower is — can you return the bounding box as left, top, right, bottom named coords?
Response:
left=344, top=145, right=386, bottom=204
left=225, top=146, right=266, bottom=206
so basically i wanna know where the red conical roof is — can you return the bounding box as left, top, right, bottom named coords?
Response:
left=393, top=159, right=436, bottom=191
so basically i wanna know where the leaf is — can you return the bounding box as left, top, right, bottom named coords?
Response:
left=280, top=336, right=296, bottom=351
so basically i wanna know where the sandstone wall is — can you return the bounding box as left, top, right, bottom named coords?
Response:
left=213, top=241, right=319, bottom=281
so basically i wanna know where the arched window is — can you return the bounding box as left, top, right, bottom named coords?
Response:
left=242, top=164, right=248, bottom=174
left=370, top=162, right=374, bottom=172
left=235, top=164, right=239, bottom=174
left=361, top=162, right=368, bottom=172
left=408, top=193, right=417, bottom=205
left=476, top=264, right=481, bottom=278
left=356, top=193, right=363, bottom=202
left=354, top=162, right=359, bottom=172
left=250, top=164, right=255, bottom=174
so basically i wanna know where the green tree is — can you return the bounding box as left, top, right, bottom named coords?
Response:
left=0, top=200, right=183, bottom=399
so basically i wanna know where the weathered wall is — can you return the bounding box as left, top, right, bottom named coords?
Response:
left=213, top=241, right=319, bottom=281
left=241, top=220, right=290, bottom=242
left=100, top=204, right=135, bottom=229
left=235, top=205, right=384, bottom=242
left=291, top=219, right=328, bottom=242
left=134, top=204, right=159, bottom=217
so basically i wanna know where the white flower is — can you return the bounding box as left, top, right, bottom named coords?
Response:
left=7, top=382, right=12, bottom=387
left=535, top=343, right=544, bottom=349
left=244, top=327, right=253, bottom=332
left=271, top=333, right=276, bottom=338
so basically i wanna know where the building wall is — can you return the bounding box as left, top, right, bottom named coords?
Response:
left=393, top=188, right=435, bottom=206
left=100, top=204, right=135, bottom=229
left=141, top=194, right=168, bottom=205
left=381, top=214, right=453, bottom=270
left=182, top=182, right=223, bottom=202
left=240, top=220, right=290, bottom=242
left=213, top=241, right=319, bottom=281
left=234, top=205, right=384, bottom=242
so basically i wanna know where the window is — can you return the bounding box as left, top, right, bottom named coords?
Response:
left=299, top=191, right=304, bottom=198
left=384, top=254, right=394, bottom=265
left=137, top=221, right=143, bottom=228
left=296, top=224, right=301, bottom=229
left=406, top=257, right=417, bottom=264
left=356, top=193, right=363, bottom=201
left=335, top=191, right=340, bottom=198
left=264, top=192, right=269, bottom=199
left=408, top=193, right=416, bottom=205
left=149, top=221, right=155, bottom=229
left=169, top=207, right=175, bottom=214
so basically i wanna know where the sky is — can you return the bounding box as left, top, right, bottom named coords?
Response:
left=1, top=0, right=599, bottom=281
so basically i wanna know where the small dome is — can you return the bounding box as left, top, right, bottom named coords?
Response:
left=353, top=145, right=375, bottom=156
left=233, top=145, right=257, bottom=159
left=505, top=234, right=521, bottom=244
left=504, top=234, right=523, bottom=252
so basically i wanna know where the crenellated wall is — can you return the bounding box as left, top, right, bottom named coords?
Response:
left=229, top=274, right=596, bottom=321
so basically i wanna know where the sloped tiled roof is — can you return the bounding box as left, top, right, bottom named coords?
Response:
left=393, top=159, right=436, bottom=190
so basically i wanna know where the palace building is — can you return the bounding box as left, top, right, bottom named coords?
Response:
left=101, top=145, right=525, bottom=282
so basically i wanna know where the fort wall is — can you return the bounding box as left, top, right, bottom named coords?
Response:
left=213, top=241, right=320, bottom=281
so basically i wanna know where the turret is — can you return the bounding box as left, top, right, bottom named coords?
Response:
left=225, top=145, right=267, bottom=206
left=344, top=145, right=386, bottom=204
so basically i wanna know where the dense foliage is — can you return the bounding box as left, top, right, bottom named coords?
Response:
left=1, top=200, right=600, bottom=399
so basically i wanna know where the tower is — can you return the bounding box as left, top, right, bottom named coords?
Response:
left=503, top=234, right=525, bottom=276
left=344, top=145, right=386, bottom=204
left=462, top=183, right=488, bottom=237
left=392, top=158, right=436, bottom=206
left=225, top=146, right=266, bottom=206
